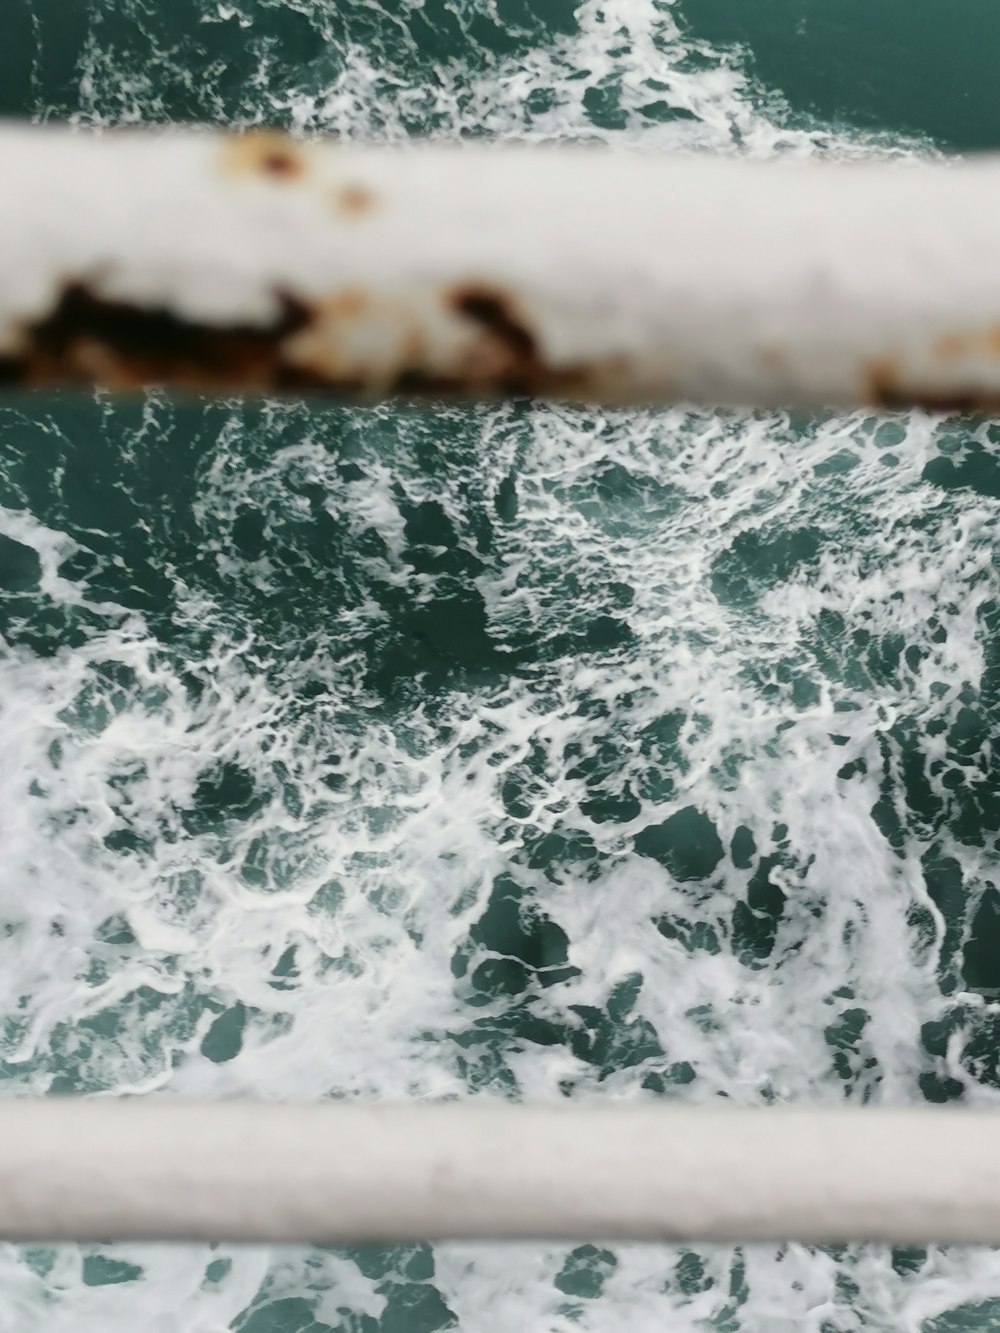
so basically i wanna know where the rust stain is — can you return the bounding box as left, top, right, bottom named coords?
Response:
left=219, top=129, right=308, bottom=182
left=0, top=282, right=330, bottom=393
left=282, top=280, right=579, bottom=400
left=934, top=332, right=970, bottom=361
left=328, top=289, right=366, bottom=319
left=447, top=284, right=544, bottom=395
left=868, top=326, right=1000, bottom=411
left=278, top=288, right=385, bottom=389
left=0, top=278, right=634, bottom=404
left=934, top=327, right=1000, bottom=361
left=336, top=184, right=375, bottom=216
left=757, top=346, right=786, bottom=371
left=865, top=354, right=899, bottom=406
left=878, top=389, right=1000, bottom=414
left=444, top=283, right=627, bottom=400
left=452, top=287, right=537, bottom=361
left=866, top=354, right=1000, bottom=414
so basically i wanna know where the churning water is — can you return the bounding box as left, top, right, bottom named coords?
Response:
left=2, top=1, right=1000, bottom=1329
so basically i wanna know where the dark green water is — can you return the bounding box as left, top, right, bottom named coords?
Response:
left=682, top=0, right=1000, bottom=152
left=1, top=3, right=1000, bottom=1331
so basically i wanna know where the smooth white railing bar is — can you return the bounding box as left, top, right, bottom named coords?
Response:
left=0, top=126, right=999, bottom=411
left=0, top=1101, right=995, bottom=1245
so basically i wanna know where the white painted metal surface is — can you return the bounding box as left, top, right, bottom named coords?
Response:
left=0, top=1100, right=993, bottom=1244
left=0, top=126, right=999, bottom=409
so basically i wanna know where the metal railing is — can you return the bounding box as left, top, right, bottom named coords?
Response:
left=0, top=126, right=997, bottom=411
left=0, top=126, right=993, bottom=1249
left=0, top=1101, right=995, bottom=1245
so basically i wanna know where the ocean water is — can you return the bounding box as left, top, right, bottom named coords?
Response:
left=2, top=1, right=1000, bottom=1330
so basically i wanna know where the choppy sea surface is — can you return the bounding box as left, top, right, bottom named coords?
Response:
left=3, top=1, right=1000, bottom=1329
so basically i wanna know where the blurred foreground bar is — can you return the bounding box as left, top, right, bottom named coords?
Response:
left=0, top=126, right=999, bottom=410
left=0, top=1100, right=996, bottom=1244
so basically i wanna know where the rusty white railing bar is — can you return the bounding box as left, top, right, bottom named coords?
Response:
left=0, top=125, right=999, bottom=410
left=0, top=1101, right=995, bottom=1244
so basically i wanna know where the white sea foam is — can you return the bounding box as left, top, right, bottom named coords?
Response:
left=1, top=1, right=997, bottom=1330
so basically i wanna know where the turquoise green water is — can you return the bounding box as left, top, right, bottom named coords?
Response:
left=2, top=2, right=1000, bottom=1330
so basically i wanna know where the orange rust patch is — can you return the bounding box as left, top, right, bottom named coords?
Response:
left=866, top=353, right=1000, bottom=415
left=402, top=327, right=426, bottom=366
left=0, top=282, right=336, bottom=394
left=866, top=354, right=899, bottom=403
left=336, top=184, right=375, bottom=216
left=279, top=288, right=404, bottom=392
left=322, top=288, right=366, bottom=319
left=934, top=327, right=1000, bottom=362
left=934, top=332, right=970, bottom=360
left=0, top=277, right=634, bottom=404
left=565, top=354, right=637, bottom=403
left=442, top=285, right=633, bottom=401
left=219, top=130, right=308, bottom=182
left=282, top=279, right=621, bottom=402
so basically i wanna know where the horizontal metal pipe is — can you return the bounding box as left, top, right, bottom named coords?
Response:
left=0, top=1100, right=994, bottom=1244
left=0, top=126, right=999, bottom=410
